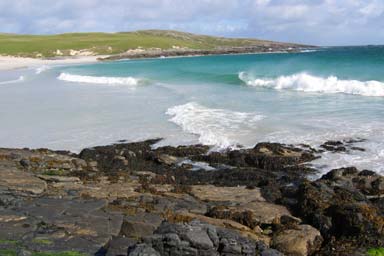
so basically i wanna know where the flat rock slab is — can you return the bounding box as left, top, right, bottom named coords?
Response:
left=0, top=198, right=123, bottom=255
left=0, top=167, right=47, bottom=195
left=190, top=185, right=265, bottom=204
left=80, top=180, right=141, bottom=201
left=208, top=201, right=293, bottom=227
left=37, top=175, right=81, bottom=183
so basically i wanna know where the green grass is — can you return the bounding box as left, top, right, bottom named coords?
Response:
left=368, top=248, right=384, bottom=256
left=0, top=29, right=298, bottom=58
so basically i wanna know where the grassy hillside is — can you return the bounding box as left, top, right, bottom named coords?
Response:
left=0, top=30, right=303, bottom=58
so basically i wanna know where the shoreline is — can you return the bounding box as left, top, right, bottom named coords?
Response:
left=99, top=46, right=317, bottom=61
left=0, top=55, right=106, bottom=71
left=0, top=46, right=317, bottom=70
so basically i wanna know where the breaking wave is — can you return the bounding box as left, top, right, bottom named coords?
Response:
left=239, top=72, right=384, bottom=97
left=166, top=102, right=264, bottom=149
left=57, top=73, right=142, bottom=86
left=35, top=65, right=50, bottom=74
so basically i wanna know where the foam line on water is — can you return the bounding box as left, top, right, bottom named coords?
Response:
left=239, top=72, right=384, bottom=97
left=57, top=73, right=142, bottom=86
left=0, top=76, right=24, bottom=85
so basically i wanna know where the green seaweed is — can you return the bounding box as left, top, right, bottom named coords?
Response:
left=368, top=248, right=384, bottom=256
left=42, top=169, right=66, bottom=176
left=32, top=238, right=53, bottom=245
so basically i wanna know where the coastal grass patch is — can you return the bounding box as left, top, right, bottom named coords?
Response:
left=368, top=248, right=384, bottom=256
left=0, top=30, right=285, bottom=58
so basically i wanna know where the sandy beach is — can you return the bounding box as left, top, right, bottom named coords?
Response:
left=0, top=55, right=105, bottom=71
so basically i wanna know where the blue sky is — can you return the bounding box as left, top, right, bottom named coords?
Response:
left=0, top=0, right=383, bottom=45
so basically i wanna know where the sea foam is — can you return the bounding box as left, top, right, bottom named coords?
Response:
left=58, top=73, right=141, bottom=86
left=239, top=72, right=384, bottom=97
left=166, top=102, right=264, bottom=149
left=35, top=65, right=50, bottom=74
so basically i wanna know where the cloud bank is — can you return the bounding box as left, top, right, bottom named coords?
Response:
left=0, top=0, right=383, bottom=45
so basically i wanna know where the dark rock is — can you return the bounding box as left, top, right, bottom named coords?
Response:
left=19, top=158, right=30, bottom=168
left=261, top=248, right=284, bottom=256
left=128, top=244, right=161, bottom=256
left=371, top=177, right=384, bottom=194
left=320, top=141, right=347, bottom=152
left=120, top=213, right=163, bottom=240
left=283, top=168, right=384, bottom=254
left=141, top=220, right=271, bottom=256
left=106, top=236, right=136, bottom=256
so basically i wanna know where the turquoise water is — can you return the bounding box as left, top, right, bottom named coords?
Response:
left=0, top=46, right=384, bottom=174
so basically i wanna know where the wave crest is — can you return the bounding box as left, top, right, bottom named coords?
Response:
left=36, top=65, right=50, bottom=74
left=166, top=102, right=264, bottom=149
left=58, top=73, right=142, bottom=86
left=239, top=72, right=384, bottom=97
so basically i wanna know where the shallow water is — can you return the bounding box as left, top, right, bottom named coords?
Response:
left=0, top=46, right=383, bottom=175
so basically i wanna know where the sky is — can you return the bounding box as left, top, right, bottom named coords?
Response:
left=0, top=0, right=383, bottom=46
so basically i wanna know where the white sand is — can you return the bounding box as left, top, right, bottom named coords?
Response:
left=0, top=55, right=106, bottom=71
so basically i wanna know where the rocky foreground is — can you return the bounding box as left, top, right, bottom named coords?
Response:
left=0, top=139, right=383, bottom=256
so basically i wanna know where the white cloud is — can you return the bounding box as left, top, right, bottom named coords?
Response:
left=0, top=0, right=383, bottom=45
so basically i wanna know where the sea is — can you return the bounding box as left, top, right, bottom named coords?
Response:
left=1, top=46, right=383, bottom=175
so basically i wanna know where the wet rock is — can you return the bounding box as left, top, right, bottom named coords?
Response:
left=272, top=224, right=323, bottom=256
left=288, top=168, right=384, bottom=253
left=320, top=140, right=367, bottom=153
left=78, top=139, right=163, bottom=173
left=155, top=144, right=210, bottom=157
left=191, top=142, right=317, bottom=171
left=321, top=167, right=383, bottom=196
left=320, top=141, right=347, bottom=152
